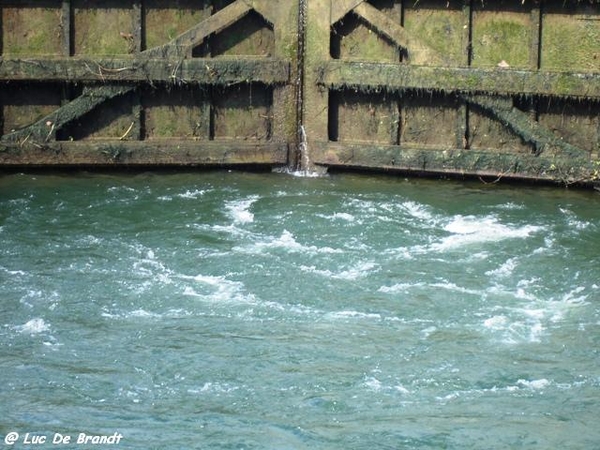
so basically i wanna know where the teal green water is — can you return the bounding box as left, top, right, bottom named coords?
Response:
left=1, top=171, right=599, bottom=449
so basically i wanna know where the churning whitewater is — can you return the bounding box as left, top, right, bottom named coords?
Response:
left=1, top=171, right=599, bottom=449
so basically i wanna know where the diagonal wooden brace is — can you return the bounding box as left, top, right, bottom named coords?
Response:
left=142, top=0, right=253, bottom=58
left=352, top=2, right=445, bottom=65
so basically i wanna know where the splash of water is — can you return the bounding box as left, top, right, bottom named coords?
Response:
left=274, top=125, right=326, bottom=177
left=294, top=125, right=325, bottom=177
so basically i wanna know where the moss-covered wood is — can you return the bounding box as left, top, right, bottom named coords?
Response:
left=0, top=140, right=288, bottom=166
left=465, top=94, right=589, bottom=158
left=143, top=0, right=252, bottom=58
left=1, top=85, right=134, bottom=144
left=319, top=61, right=600, bottom=98
left=0, top=57, right=290, bottom=84
left=313, top=142, right=599, bottom=186
left=1, top=0, right=598, bottom=185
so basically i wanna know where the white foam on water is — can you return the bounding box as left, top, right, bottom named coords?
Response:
left=437, top=378, right=557, bottom=402
left=19, top=290, right=60, bottom=310
left=485, top=257, right=519, bottom=278
left=345, top=198, right=378, bottom=215
left=378, top=282, right=426, bottom=294
left=300, top=261, right=378, bottom=280
left=102, top=308, right=191, bottom=320
left=76, top=235, right=104, bottom=247
left=363, top=376, right=383, bottom=392
left=400, top=200, right=437, bottom=223
left=289, top=169, right=326, bottom=178
left=325, top=310, right=382, bottom=321
left=1, top=265, right=27, bottom=276
left=238, top=230, right=343, bottom=255
left=128, top=309, right=162, bottom=319
left=177, top=189, right=207, bottom=200
left=108, top=185, right=136, bottom=194
left=517, top=378, right=550, bottom=390
left=559, top=207, right=590, bottom=231
left=482, top=284, right=589, bottom=344
left=206, top=223, right=256, bottom=240
left=333, top=212, right=355, bottom=221
left=429, top=281, right=483, bottom=297
left=363, top=375, right=412, bottom=395
left=431, top=215, right=542, bottom=252
left=483, top=315, right=509, bottom=329
left=189, top=382, right=241, bottom=395
left=482, top=307, right=546, bottom=344
left=132, top=255, right=174, bottom=287
left=181, top=274, right=263, bottom=310
left=225, top=195, right=259, bottom=224
left=494, top=201, right=526, bottom=211
left=381, top=246, right=415, bottom=260
left=317, top=212, right=356, bottom=222
left=378, top=280, right=480, bottom=296
left=15, top=318, right=50, bottom=335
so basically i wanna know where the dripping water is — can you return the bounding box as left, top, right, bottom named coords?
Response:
left=295, top=0, right=308, bottom=172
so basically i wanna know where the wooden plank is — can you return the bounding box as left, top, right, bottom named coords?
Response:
left=312, top=142, right=597, bottom=185
left=132, top=0, right=143, bottom=54
left=0, top=57, right=290, bottom=84
left=143, top=0, right=252, bottom=58
left=0, top=141, right=288, bottom=166
left=530, top=6, right=541, bottom=70
left=320, top=61, right=600, bottom=98
left=61, top=1, right=71, bottom=57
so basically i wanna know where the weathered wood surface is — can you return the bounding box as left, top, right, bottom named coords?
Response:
left=0, top=57, right=290, bottom=84
left=0, top=0, right=598, bottom=186
left=320, top=62, right=600, bottom=99
left=143, top=0, right=253, bottom=58
left=2, top=85, right=134, bottom=144
left=314, top=142, right=598, bottom=186
left=0, top=141, right=288, bottom=166
left=302, top=0, right=599, bottom=186
left=0, top=0, right=297, bottom=168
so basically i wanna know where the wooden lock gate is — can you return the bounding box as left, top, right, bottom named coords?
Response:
left=0, top=0, right=599, bottom=186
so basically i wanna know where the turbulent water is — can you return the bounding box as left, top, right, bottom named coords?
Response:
left=1, top=171, right=599, bottom=449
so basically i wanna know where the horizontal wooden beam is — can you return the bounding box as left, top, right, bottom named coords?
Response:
left=312, top=142, right=598, bottom=185
left=320, top=61, right=600, bottom=98
left=0, top=57, right=290, bottom=84
left=0, top=141, right=288, bottom=166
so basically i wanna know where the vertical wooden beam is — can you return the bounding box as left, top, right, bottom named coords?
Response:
left=132, top=0, right=143, bottom=54
left=303, top=0, right=332, bottom=165
left=267, top=0, right=299, bottom=160
left=457, top=0, right=472, bottom=149
left=529, top=3, right=542, bottom=123
left=530, top=3, right=541, bottom=70
left=208, top=86, right=216, bottom=141
left=393, top=0, right=403, bottom=144
left=0, top=2, right=3, bottom=56
left=131, top=1, right=143, bottom=141
left=61, top=1, right=71, bottom=56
